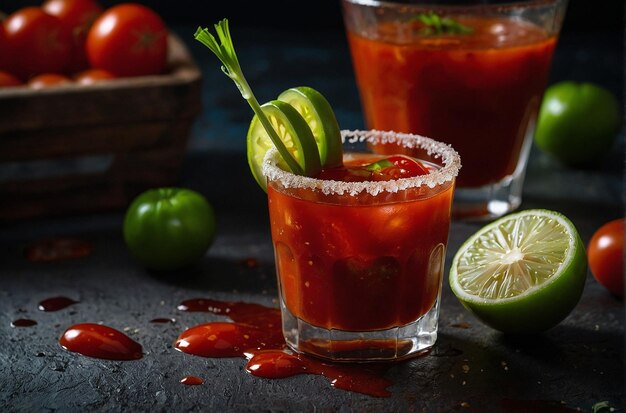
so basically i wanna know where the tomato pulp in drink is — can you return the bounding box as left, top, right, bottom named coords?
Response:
left=267, top=154, right=454, bottom=331
left=346, top=16, right=557, bottom=187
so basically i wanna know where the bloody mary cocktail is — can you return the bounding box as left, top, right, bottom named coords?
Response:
left=342, top=0, right=567, bottom=219
left=264, top=130, right=460, bottom=361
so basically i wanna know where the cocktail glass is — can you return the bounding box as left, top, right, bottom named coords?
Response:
left=263, top=130, right=460, bottom=361
left=341, top=0, right=567, bottom=220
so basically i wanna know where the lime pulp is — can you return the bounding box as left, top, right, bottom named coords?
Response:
left=449, top=209, right=587, bottom=334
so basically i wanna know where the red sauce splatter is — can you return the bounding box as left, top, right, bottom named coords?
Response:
left=180, top=376, right=204, bottom=385
left=247, top=350, right=391, bottom=397
left=11, top=319, right=37, bottom=327
left=150, top=318, right=176, bottom=324
left=38, top=296, right=79, bottom=312
left=59, top=323, right=143, bottom=360
left=25, top=238, right=93, bottom=262
left=177, top=299, right=281, bottom=329
left=175, top=298, right=393, bottom=397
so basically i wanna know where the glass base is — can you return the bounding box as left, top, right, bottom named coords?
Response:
left=280, top=297, right=439, bottom=362
left=452, top=176, right=523, bottom=221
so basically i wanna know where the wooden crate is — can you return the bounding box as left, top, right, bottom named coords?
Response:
left=0, top=34, right=202, bottom=221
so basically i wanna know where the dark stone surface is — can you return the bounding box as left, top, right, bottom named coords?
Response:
left=1, top=24, right=624, bottom=413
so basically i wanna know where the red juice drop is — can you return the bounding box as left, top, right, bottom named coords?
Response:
left=175, top=322, right=284, bottom=357
left=241, top=257, right=260, bottom=268
left=38, top=296, right=79, bottom=312
left=60, top=323, right=143, bottom=361
left=247, top=350, right=391, bottom=397
left=25, top=238, right=93, bottom=262
left=150, top=318, right=176, bottom=324
left=11, top=319, right=37, bottom=327
left=174, top=298, right=393, bottom=397
left=246, top=351, right=307, bottom=379
left=178, top=298, right=282, bottom=330
left=180, top=376, right=204, bottom=385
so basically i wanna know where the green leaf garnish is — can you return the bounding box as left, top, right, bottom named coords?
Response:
left=364, top=158, right=393, bottom=173
left=413, top=12, right=473, bottom=36
left=194, top=19, right=304, bottom=175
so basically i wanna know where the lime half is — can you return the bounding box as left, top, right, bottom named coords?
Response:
left=247, top=100, right=322, bottom=191
left=278, top=86, right=343, bottom=168
left=449, top=209, right=587, bottom=334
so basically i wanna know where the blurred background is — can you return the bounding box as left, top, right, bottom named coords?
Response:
left=1, top=0, right=623, bottom=34
left=1, top=0, right=622, bottom=156
left=1, top=0, right=622, bottom=152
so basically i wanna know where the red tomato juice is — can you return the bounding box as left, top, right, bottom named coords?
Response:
left=267, top=154, right=454, bottom=331
left=347, top=16, right=557, bottom=187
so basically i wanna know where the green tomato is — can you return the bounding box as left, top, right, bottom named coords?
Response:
left=123, top=188, right=215, bottom=271
left=534, top=81, right=622, bottom=166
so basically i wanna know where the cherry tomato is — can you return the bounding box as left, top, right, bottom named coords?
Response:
left=0, top=71, right=23, bottom=87
left=3, top=7, right=73, bottom=79
left=42, top=0, right=104, bottom=72
left=86, top=3, right=168, bottom=77
left=367, top=155, right=430, bottom=180
left=588, top=218, right=624, bottom=298
left=386, top=155, right=430, bottom=177
left=74, top=68, right=115, bottom=85
left=0, top=25, right=11, bottom=72
left=28, top=73, right=72, bottom=89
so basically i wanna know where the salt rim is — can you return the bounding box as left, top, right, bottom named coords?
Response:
left=262, top=129, right=461, bottom=197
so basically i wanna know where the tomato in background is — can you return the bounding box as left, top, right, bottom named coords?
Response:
left=588, top=218, right=624, bottom=298
left=28, top=73, right=72, bottom=89
left=0, top=71, right=23, bottom=87
left=86, top=3, right=168, bottom=77
left=42, top=0, right=104, bottom=72
left=3, top=7, right=73, bottom=79
left=0, top=25, right=11, bottom=72
left=74, top=68, right=115, bottom=85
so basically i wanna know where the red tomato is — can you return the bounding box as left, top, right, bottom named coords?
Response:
left=86, top=3, right=168, bottom=77
left=3, top=7, right=73, bottom=79
left=42, top=0, right=104, bottom=72
left=0, top=71, right=23, bottom=87
left=0, top=25, right=11, bottom=72
left=74, top=68, right=115, bottom=85
left=588, top=218, right=624, bottom=298
left=28, top=73, right=72, bottom=89
left=386, top=155, right=430, bottom=178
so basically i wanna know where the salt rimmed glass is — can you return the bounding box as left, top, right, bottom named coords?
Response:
left=263, top=130, right=460, bottom=361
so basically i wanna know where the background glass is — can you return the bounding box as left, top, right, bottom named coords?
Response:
left=341, top=0, right=567, bottom=220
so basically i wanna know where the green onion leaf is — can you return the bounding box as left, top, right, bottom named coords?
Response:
left=194, top=20, right=304, bottom=175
